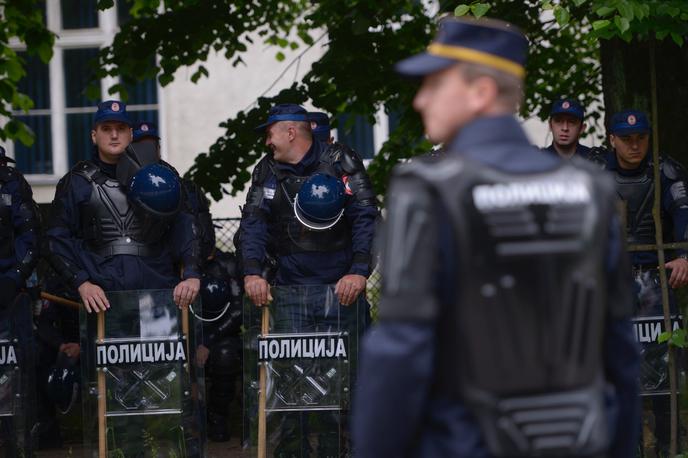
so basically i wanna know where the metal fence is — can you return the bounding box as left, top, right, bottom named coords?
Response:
left=212, top=218, right=382, bottom=311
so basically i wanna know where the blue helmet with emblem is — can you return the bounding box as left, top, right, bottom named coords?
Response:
left=294, top=173, right=346, bottom=230
left=128, top=163, right=181, bottom=216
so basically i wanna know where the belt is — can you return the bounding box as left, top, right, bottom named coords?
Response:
left=92, top=238, right=161, bottom=258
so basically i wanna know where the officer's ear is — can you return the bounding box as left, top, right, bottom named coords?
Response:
left=580, top=122, right=587, bottom=134
left=609, top=134, right=616, bottom=149
left=91, top=129, right=97, bottom=145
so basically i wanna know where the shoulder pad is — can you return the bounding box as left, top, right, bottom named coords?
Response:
left=251, top=155, right=274, bottom=184
left=72, top=160, right=101, bottom=182
left=160, top=160, right=181, bottom=177
left=327, top=142, right=365, bottom=175
left=0, top=166, right=15, bottom=183
left=585, top=147, right=610, bottom=170
left=395, top=154, right=464, bottom=184
left=661, top=156, right=688, bottom=181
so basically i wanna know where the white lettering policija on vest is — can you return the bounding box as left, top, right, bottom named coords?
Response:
left=473, top=180, right=590, bottom=211
left=96, top=340, right=187, bottom=366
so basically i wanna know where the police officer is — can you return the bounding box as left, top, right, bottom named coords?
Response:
left=132, top=121, right=216, bottom=262
left=0, top=145, right=40, bottom=455
left=308, top=111, right=334, bottom=144
left=0, top=146, right=40, bottom=309
left=591, top=109, right=688, bottom=456
left=353, top=17, right=640, bottom=458
left=240, top=103, right=377, bottom=306
left=194, top=251, right=243, bottom=442
left=543, top=98, right=591, bottom=159
left=44, top=101, right=200, bottom=312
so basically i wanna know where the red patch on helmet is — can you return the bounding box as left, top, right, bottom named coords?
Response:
left=627, top=114, right=637, bottom=125
left=562, top=101, right=570, bottom=109
left=342, top=175, right=353, bottom=195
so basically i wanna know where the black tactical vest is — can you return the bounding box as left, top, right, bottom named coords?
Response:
left=74, top=161, right=169, bottom=258
left=0, top=168, right=15, bottom=258
left=266, top=160, right=351, bottom=256
left=615, top=164, right=660, bottom=245
left=410, top=156, right=612, bottom=456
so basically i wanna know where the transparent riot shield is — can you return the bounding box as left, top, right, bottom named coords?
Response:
left=0, top=293, right=34, bottom=458
left=80, top=290, right=205, bottom=457
left=243, top=285, right=369, bottom=457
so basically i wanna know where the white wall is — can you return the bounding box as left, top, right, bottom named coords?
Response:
left=160, top=34, right=326, bottom=217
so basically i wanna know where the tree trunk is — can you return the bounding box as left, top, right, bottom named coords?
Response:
left=600, top=38, right=688, bottom=163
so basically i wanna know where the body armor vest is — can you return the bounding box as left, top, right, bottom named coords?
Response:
left=266, top=161, right=351, bottom=256
left=615, top=164, right=661, bottom=246
left=0, top=169, right=14, bottom=259
left=410, top=156, right=611, bottom=456
left=75, top=161, right=170, bottom=258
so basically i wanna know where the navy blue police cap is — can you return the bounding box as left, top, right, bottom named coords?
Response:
left=133, top=121, right=160, bottom=142
left=256, top=103, right=309, bottom=132
left=550, top=98, right=584, bottom=120
left=94, top=100, right=131, bottom=126
left=396, top=16, right=527, bottom=79
left=609, top=110, right=650, bottom=135
left=308, top=112, right=331, bottom=142
left=0, top=146, right=15, bottom=164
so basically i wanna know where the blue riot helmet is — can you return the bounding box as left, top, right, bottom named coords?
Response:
left=46, top=353, right=80, bottom=414
left=294, top=173, right=346, bottom=230
left=201, top=275, right=231, bottom=315
left=128, top=163, right=181, bottom=216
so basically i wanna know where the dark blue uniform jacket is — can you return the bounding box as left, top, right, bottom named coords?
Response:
left=353, top=115, right=640, bottom=458
left=46, top=154, right=200, bottom=292
left=543, top=142, right=591, bottom=160
left=240, top=140, right=377, bottom=285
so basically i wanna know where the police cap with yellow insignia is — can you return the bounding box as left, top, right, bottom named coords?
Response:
left=395, top=16, right=528, bottom=79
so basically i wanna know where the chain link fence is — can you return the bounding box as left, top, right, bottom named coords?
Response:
left=212, top=218, right=382, bottom=312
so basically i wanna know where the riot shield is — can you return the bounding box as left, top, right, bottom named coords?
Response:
left=80, top=290, right=205, bottom=457
left=632, top=269, right=684, bottom=395
left=243, top=285, right=369, bottom=457
left=0, top=293, right=35, bottom=458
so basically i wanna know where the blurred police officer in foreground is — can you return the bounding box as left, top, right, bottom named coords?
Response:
left=543, top=97, right=591, bottom=160
left=132, top=121, right=216, bottom=262
left=353, top=17, right=640, bottom=458
left=240, top=103, right=377, bottom=306
left=591, top=110, right=688, bottom=456
left=44, top=101, right=200, bottom=311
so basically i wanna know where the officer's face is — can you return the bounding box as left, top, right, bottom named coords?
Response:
left=549, top=115, right=585, bottom=147
left=91, top=122, right=132, bottom=163
left=265, top=122, right=294, bottom=162
left=610, top=132, right=650, bottom=169
left=413, top=65, right=484, bottom=144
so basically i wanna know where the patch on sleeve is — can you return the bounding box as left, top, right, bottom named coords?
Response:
left=263, top=187, right=275, bottom=200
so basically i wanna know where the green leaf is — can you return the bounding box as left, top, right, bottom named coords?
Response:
left=592, top=19, right=611, bottom=30
left=595, top=6, right=615, bottom=17
left=658, top=330, right=671, bottom=344
left=454, top=5, right=470, bottom=16
left=572, top=0, right=586, bottom=6
left=12, top=92, right=33, bottom=111
left=275, top=51, right=285, bottom=62
left=614, top=16, right=630, bottom=33
left=97, top=0, right=114, bottom=9
left=671, top=32, right=684, bottom=47
left=541, top=0, right=553, bottom=11
left=471, top=3, right=491, bottom=18
left=670, top=328, right=687, bottom=348
left=554, top=6, right=570, bottom=26
left=617, top=3, right=633, bottom=20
